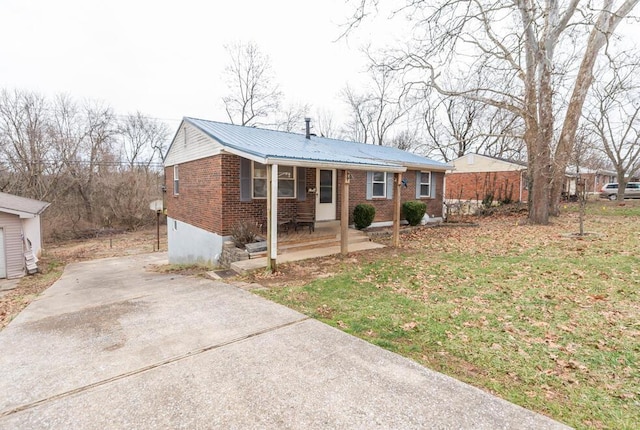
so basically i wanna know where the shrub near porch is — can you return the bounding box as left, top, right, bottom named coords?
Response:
left=256, top=203, right=640, bottom=430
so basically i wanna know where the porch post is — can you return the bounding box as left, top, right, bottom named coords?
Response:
left=266, top=164, right=278, bottom=272
left=341, top=170, right=350, bottom=256
left=392, top=172, right=402, bottom=247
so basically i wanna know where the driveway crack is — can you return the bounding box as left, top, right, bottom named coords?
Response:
left=0, top=316, right=310, bottom=418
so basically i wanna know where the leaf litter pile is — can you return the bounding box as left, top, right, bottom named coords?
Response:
left=254, top=204, right=639, bottom=430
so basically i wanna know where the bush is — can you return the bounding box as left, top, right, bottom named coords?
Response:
left=230, top=220, right=260, bottom=248
left=353, top=204, right=375, bottom=230
left=402, top=201, right=427, bottom=226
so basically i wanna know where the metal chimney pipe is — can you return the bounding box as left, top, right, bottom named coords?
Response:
left=304, top=117, right=311, bottom=139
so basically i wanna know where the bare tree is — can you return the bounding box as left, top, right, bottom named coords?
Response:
left=0, top=88, right=168, bottom=236
left=73, top=101, right=117, bottom=224
left=0, top=89, right=58, bottom=200
left=118, top=111, right=169, bottom=168
left=342, top=84, right=372, bottom=143
left=584, top=60, right=640, bottom=199
left=342, top=65, right=414, bottom=145
left=314, top=108, right=338, bottom=138
left=419, top=89, right=523, bottom=162
left=273, top=102, right=310, bottom=133
left=347, top=0, right=639, bottom=224
left=221, top=41, right=282, bottom=126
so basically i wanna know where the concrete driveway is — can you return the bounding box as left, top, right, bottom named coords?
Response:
left=0, top=254, right=570, bottom=429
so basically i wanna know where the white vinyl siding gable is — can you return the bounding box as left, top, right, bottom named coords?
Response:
left=164, top=122, right=224, bottom=166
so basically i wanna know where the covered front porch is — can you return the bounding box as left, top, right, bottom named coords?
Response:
left=230, top=221, right=385, bottom=274
left=260, top=163, right=405, bottom=273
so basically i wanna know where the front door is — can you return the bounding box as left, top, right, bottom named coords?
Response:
left=316, top=169, right=336, bottom=221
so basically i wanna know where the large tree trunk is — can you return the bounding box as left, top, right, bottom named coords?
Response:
left=549, top=0, right=640, bottom=215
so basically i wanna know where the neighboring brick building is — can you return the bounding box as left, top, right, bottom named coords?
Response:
left=163, top=118, right=451, bottom=265
left=446, top=154, right=528, bottom=204
left=565, top=166, right=616, bottom=197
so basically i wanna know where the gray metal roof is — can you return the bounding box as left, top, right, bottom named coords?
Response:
left=0, top=192, right=50, bottom=216
left=184, top=117, right=452, bottom=172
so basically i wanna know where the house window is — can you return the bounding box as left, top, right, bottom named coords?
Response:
left=252, top=162, right=296, bottom=198
left=173, top=165, right=179, bottom=195
left=372, top=171, right=386, bottom=198
left=419, top=171, right=432, bottom=197
left=278, top=165, right=296, bottom=198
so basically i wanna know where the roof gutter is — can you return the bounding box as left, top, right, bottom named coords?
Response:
left=265, top=157, right=406, bottom=173
left=220, top=147, right=407, bottom=172
left=402, top=162, right=454, bottom=172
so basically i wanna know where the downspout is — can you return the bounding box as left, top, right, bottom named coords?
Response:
left=442, top=171, right=447, bottom=218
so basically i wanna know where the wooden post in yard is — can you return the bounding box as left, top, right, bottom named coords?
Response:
left=341, top=170, right=350, bottom=256
left=392, top=172, right=402, bottom=248
left=266, top=164, right=278, bottom=272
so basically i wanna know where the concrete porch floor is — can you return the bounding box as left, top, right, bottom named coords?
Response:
left=231, top=221, right=385, bottom=273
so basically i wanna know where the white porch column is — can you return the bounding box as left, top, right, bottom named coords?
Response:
left=341, top=169, right=350, bottom=256
left=393, top=172, right=402, bottom=248
left=267, top=164, right=278, bottom=272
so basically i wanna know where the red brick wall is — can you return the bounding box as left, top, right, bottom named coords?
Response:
left=343, top=170, right=445, bottom=223
left=166, top=156, right=222, bottom=234
left=166, top=156, right=447, bottom=234
left=445, top=171, right=527, bottom=203
left=167, top=155, right=315, bottom=236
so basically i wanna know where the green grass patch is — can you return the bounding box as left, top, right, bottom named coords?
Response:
left=257, top=211, right=640, bottom=429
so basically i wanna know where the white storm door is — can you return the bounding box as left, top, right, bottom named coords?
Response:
left=316, top=169, right=336, bottom=221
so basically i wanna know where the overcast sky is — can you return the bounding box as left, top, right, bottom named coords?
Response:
left=0, top=0, right=402, bottom=130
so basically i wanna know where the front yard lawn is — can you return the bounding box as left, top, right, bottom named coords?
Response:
left=253, top=202, right=639, bottom=430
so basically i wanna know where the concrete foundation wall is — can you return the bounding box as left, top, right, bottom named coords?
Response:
left=167, top=217, right=225, bottom=266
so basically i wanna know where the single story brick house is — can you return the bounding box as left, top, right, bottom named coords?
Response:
left=445, top=154, right=529, bottom=204
left=163, top=117, right=452, bottom=266
left=565, top=167, right=616, bottom=197
left=0, top=192, right=50, bottom=279
left=446, top=153, right=618, bottom=205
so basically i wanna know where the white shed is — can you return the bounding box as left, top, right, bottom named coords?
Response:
left=0, top=192, right=50, bottom=279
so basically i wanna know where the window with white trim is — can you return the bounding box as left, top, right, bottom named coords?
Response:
left=277, top=165, right=296, bottom=198
left=419, top=171, right=431, bottom=197
left=372, top=171, right=386, bottom=198
left=173, top=165, right=179, bottom=195
left=252, top=162, right=296, bottom=198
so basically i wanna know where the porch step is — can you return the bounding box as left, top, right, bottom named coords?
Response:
left=235, top=228, right=379, bottom=273
left=231, top=239, right=385, bottom=274
left=249, top=229, right=370, bottom=258
left=281, top=234, right=370, bottom=254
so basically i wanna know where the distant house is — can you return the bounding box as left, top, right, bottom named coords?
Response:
left=0, top=192, right=50, bottom=279
left=163, top=117, right=452, bottom=265
left=445, top=154, right=528, bottom=204
left=565, top=167, right=616, bottom=197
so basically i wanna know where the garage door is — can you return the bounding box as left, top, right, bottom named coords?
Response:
left=0, top=228, right=6, bottom=278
